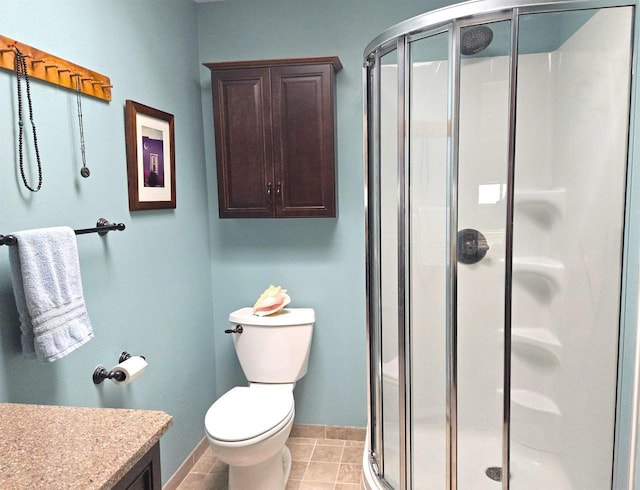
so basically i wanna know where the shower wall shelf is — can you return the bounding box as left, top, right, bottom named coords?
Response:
left=0, top=35, right=112, bottom=102
left=514, top=188, right=566, bottom=214
left=496, top=388, right=562, bottom=417
left=504, top=327, right=562, bottom=361
left=511, top=388, right=561, bottom=415
left=509, top=388, right=562, bottom=452
left=510, top=256, right=565, bottom=287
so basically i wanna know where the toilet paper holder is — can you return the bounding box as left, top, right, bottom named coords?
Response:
left=92, top=351, right=146, bottom=384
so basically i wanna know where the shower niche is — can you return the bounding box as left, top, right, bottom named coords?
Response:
left=364, top=1, right=635, bottom=489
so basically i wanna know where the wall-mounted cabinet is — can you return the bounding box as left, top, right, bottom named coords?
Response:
left=205, top=57, right=342, bottom=218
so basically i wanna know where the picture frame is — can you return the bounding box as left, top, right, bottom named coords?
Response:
left=124, top=100, right=176, bottom=210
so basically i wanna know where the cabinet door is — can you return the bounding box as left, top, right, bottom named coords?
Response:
left=211, top=68, right=275, bottom=218
left=271, top=64, right=336, bottom=217
left=112, top=442, right=161, bottom=490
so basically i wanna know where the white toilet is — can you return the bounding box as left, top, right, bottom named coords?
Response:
left=204, top=307, right=315, bottom=490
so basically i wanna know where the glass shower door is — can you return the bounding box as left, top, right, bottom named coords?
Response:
left=379, top=47, right=401, bottom=489
left=409, top=29, right=450, bottom=489
left=456, top=17, right=511, bottom=490
left=510, top=7, right=633, bottom=489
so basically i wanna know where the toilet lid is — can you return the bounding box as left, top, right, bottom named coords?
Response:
left=205, top=387, right=294, bottom=442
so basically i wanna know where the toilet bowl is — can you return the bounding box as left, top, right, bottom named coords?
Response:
left=204, top=307, right=315, bottom=490
left=205, top=384, right=295, bottom=489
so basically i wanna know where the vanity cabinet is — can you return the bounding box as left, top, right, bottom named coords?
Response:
left=113, top=442, right=161, bottom=490
left=205, top=57, right=342, bottom=218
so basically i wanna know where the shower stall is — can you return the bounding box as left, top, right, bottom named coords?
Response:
left=363, top=0, right=640, bottom=489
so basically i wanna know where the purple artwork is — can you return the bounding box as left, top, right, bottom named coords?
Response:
left=142, top=135, right=165, bottom=187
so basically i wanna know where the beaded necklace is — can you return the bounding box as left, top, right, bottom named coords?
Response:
left=15, top=47, right=43, bottom=192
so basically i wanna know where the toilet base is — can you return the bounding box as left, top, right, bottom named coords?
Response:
left=228, top=445, right=292, bottom=490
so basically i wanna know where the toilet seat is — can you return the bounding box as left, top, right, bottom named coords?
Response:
left=205, top=386, right=294, bottom=443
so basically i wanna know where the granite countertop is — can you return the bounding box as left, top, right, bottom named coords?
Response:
left=0, top=403, right=172, bottom=489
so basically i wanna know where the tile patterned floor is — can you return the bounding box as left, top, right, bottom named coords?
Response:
left=175, top=433, right=365, bottom=490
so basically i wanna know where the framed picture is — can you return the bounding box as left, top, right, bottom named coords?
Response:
left=125, top=100, right=176, bottom=210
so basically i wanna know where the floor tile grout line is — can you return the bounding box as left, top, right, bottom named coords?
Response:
left=177, top=436, right=365, bottom=489
left=335, top=444, right=346, bottom=485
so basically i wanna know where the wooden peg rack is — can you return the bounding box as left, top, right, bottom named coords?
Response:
left=0, top=35, right=112, bottom=102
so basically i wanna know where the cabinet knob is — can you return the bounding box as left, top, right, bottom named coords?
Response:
left=276, top=182, right=282, bottom=204
left=267, top=182, right=273, bottom=207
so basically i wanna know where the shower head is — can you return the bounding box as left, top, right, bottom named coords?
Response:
left=460, top=26, right=494, bottom=55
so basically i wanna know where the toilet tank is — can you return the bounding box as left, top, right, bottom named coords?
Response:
left=228, top=307, right=315, bottom=383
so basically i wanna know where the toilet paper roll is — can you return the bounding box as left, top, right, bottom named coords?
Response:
left=111, top=356, right=148, bottom=385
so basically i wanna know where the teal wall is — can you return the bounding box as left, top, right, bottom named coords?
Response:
left=0, top=0, right=214, bottom=483
left=196, top=0, right=454, bottom=430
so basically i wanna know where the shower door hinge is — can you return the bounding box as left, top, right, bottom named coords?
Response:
left=369, top=451, right=381, bottom=476
left=364, top=59, right=373, bottom=68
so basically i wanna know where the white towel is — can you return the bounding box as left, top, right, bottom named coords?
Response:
left=8, top=226, right=94, bottom=362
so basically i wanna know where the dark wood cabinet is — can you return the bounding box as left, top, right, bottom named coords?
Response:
left=205, top=57, right=342, bottom=218
left=113, top=442, right=161, bottom=490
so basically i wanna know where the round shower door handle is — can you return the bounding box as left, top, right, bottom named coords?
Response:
left=457, top=229, right=490, bottom=264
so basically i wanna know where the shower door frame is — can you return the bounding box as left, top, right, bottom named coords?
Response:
left=363, top=1, right=640, bottom=489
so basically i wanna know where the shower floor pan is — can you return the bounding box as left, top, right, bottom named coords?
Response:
left=363, top=425, right=573, bottom=489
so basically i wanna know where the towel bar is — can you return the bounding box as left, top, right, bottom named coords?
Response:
left=0, top=218, right=125, bottom=246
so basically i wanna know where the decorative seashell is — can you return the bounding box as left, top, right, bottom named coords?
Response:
left=252, top=285, right=291, bottom=316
